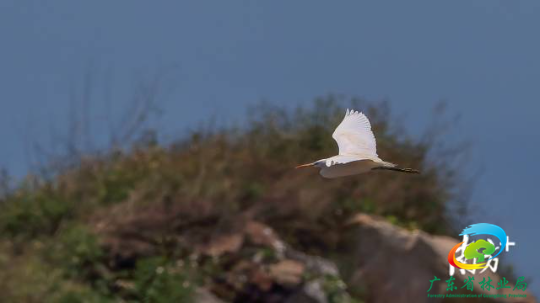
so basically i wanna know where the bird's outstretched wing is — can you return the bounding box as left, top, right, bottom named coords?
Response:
left=332, top=109, right=378, bottom=157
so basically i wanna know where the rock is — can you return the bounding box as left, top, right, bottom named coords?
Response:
left=94, top=204, right=356, bottom=303
left=300, top=280, right=328, bottom=303
left=194, top=288, right=226, bottom=303
left=251, top=268, right=274, bottom=292
left=342, top=214, right=537, bottom=303
left=210, top=222, right=354, bottom=303
left=246, top=220, right=286, bottom=256
left=285, top=280, right=327, bottom=303
left=199, top=233, right=244, bottom=257
left=269, top=260, right=305, bottom=287
left=285, top=249, right=339, bottom=277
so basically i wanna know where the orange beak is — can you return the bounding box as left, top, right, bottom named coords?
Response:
left=295, top=163, right=315, bottom=169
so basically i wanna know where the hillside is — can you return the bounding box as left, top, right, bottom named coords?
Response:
left=1, top=97, right=529, bottom=302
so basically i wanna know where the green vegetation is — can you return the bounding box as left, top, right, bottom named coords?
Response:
left=0, top=97, right=465, bottom=302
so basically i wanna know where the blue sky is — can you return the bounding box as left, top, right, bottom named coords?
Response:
left=1, top=1, right=539, bottom=293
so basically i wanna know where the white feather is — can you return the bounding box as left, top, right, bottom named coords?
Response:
left=331, top=109, right=378, bottom=159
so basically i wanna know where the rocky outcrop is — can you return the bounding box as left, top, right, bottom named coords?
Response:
left=194, top=288, right=226, bottom=303
left=94, top=201, right=353, bottom=303
left=195, top=221, right=354, bottom=303
left=91, top=199, right=536, bottom=303
left=341, top=214, right=536, bottom=303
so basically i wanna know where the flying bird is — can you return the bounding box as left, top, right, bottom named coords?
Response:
left=296, top=109, right=420, bottom=178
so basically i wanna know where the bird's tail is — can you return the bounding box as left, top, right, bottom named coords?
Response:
left=374, top=162, right=420, bottom=174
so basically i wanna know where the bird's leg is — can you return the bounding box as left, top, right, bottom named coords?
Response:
left=372, top=166, right=420, bottom=174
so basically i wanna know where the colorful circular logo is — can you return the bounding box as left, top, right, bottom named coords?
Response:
left=448, top=223, right=507, bottom=270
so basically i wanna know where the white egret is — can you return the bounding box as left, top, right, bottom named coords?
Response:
left=296, top=109, right=419, bottom=178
